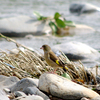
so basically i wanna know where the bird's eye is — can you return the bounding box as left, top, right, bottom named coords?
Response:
left=43, top=45, right=46, bottom=48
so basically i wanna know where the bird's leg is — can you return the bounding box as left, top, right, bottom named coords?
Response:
left=48, top=68, right=57, bottom=74
left=53, top=68, right=57, bottom=74
left=50, top=68, right=57, bottom=74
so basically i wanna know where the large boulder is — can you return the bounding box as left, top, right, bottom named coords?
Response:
left=39, top=73, right=99, bottom=100
left=0, top=15, right=51, bottom=37
left=0, top=15, right=95, bottom=37
left=69, top=3, right=100, bottom=15
left=9, top=78, right=50, bottom=100
left=52, top=41, right=100, bottom=61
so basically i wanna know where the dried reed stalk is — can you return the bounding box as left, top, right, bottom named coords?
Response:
left=0, top=33, right=97, bottom=86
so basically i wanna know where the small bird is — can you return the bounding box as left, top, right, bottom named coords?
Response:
left=40, top=44, right=68, bottom=72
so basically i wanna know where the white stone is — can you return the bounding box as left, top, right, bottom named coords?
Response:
left=0, top=15, right=95, bottom=37
left=16, top=95, right=44, bottom=100
left=58, top=24, right=95, bottom=36
left=0, top=15, right=51, bottom=37
left=39, top=73, right=99, bottom=100
left=52, top=41, right=100, bottom=60
left=0, top=89, right=10, bottom=100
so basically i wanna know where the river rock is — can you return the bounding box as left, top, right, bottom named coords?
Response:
left=81, top=97, right=90, bottom=100
left=9, top=77, right=50, bottom=100
left=3, top=88, right=11, bottom=94
left=0, top=89, right=10, bottom=100
left=69, top=3, right=100, bottom=15
left=24, top=86, right=50, bottom=100
left=0, top=75, right=19, bottom=88
left=16, top=95, right=44, bottom=100
left=91, top=96, right=100, bottom=100
left=14, top=91, right=27, bottom=98
left=39, top=73, right=99, bottom=100
left=0, top=75, right=19, bottom=100
left=9, top=78, right=39, bottom=92
left=0, top=15, right=51, bottom=37
left=57, top=24, right=95, bottom=36
left=52, top=41, right=100, bottom=61
left=0, top=15, right=95, bottom=37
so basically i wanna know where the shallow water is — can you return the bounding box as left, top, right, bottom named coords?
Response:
left=0, top=0, right=100, bottom=67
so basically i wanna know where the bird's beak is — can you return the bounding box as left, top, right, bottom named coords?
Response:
left=40, top=47, right=43, bottom=49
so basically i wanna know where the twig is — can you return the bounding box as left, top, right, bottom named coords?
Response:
left=96, top=65, right=98, bottom=76
left=0, top=33, right=33, bottom=52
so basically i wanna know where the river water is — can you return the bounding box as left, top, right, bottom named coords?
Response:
left=0, top=0, right=100, bottom=67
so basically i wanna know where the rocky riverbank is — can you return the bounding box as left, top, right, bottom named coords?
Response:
left=0, top=73, right=100, bottom=100
left=0, top=37, right=99, bottom=100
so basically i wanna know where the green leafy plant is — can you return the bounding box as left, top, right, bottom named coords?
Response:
left=33, top=11, right=48, bottom=20
left=98, top=51, right=100, bottom=53
left=61, top=72, right=71, bottom=80
left=49, top=21, right=57, bottom=34
left=54, top=12, right=66, bottom=28
left=33, top=11, right=76, bottom=35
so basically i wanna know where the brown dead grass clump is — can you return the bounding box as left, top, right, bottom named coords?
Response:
left=0, top=33, right=97, bottom=87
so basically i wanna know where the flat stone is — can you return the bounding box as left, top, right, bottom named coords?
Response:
left=0, top=15, right=95, bottom=37
left=57, top=24, right=95, bottom=36
left=39, top=73, right=99, bottom=100
left=0, top=15, right=51, bottom=37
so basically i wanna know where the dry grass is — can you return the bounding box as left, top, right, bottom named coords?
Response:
left=0, top=47, right=97, bottom=86
left=0, top=48, right=50, bottom=79
left=0, top=33, right=97, bottom=87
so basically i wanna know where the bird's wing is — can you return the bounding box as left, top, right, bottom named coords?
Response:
left=48, top=51, right=65, bottom=67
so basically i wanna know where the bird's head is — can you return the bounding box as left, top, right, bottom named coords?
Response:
left=40, top=45, right=51, bottom=51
